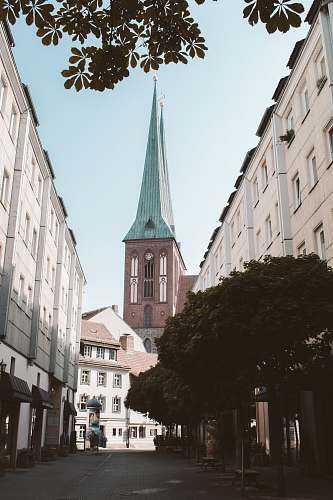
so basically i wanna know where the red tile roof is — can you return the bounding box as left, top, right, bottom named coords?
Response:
left=117, top=350, right=158, bottom=376
left=81, top=320, right=120, bottom=347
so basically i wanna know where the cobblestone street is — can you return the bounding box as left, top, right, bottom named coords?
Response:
left=0, top=450, right=237, bottom=500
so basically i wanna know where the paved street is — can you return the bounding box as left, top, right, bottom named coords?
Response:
left=1, top=450, right=238, bottom=500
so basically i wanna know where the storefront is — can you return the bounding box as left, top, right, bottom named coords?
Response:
left=0, top=371, right=32, bottom=467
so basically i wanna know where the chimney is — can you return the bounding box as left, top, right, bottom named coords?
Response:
left=111, top=305, right=119, bottom=314
left=120, top=334, right=134, bottom=352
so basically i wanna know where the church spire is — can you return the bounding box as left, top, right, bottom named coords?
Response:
left=124, top=79, right=176, bottom=241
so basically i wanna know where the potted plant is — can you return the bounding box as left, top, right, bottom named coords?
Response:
left=280, top=129, right=295, bottom=144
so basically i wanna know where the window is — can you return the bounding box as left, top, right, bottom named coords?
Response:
left=1, top=169, right=10, bottom=207
left=0, top=77, right=7, bottom=111
left=301, top=86, right=309, bottom=116
left=256, top=230, right=261, bottom=258
left=79, top=394, right=88, bottom=411
left=315, top=225, right=326, bottom=260
left=130, top=427, right=137, bottom=438
left=159, top=252, right=167, bottom=302
left=42, top=306, right=46, bottom=326
left=112, top=396, right=121, bottom=413
left=81, top=369, right=90, bottom=385
left=96, top=346, right=105, bottom=359
left=28, top=285, right=33, bottom=310
left=48, top=313, right=52, bottom=331
left=19, top=274, right=25, bottom=301
left=9, top=105, right=18, bottom=139
left=30, top=156, right=36, bottom=187
left=143, top=253, right=154, bottom=297
left=287, top=109, right=294, bottom=131
left=24, top=213, right=30, bottom=246
left=253, top=177, right=259, bottom=205
left=307, top=152, right=318, bottom=189
left=144, top=338, right=152, bottom=353
left=144, top=304, right=152, bottom=328
left=139, top=426, right=146, bottom=439
left=150, top=429, right=157, bottom=437
left=83, top=345, right=92, bottom=357
left=46, top=256, right=50, bottom=282
left=97, top=395, right=106, bottom=412
left=293, top=174, right=301, bottom=209
left=261, top=162, right=268, bottom=189
left=32, top=228, right=38, bottom=258
left=118, top=429, right=122, bottom=437
left=113, top=374, right=122, bottom=388
left=79, top=425, right=86, bottom=438
left=55, top=220, right=59, bottom=244
left=109, top=349, right=117, bottom=361
left=113, top=428, right=117, bottom=437
left=265, top=215, right=272, bottom=244
left=297, top=241, right=306, bottom=256
left=37, top=176, right=42, bottom=203
left=97, top=372, right=106, bottom=386
left=10, top=357, right=15, bottom=376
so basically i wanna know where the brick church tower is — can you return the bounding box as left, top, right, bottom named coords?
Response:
left=123, top=80, right=193, bottom=353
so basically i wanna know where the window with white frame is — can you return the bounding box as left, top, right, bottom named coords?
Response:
left=97, top=372, right=106, bottom=386
left=112, top=396, right=121, bottom=413
left=24, top=213, right=30, bottom=246
left=316, top=51, right=327, bottom=86
left=79, top=394, right=88, bottom=411
left=37, top=176, right=42, bottom=203
left=96, top=346, right=105, bottom=359
left=0, top=77, right=7, bottom=111
left=113, top=374, right=122, bottom=388
left=159, top=252, right=167, bottom=302
left=83, top=344, right=92, bottom=357
left=293, top=174, right=301, bottom=209
left=9, top=105, right=18, bottom=139
left=131, top=426, right=137, bottom=438
left=19, top=274, right=25, bottom=301
left=130, top=255, right=138, bottom=304
left=314, top=224, right=326, bottom=260
left=81, top=369, right=90, bottom=385
left=0, top=169, right=10, bottom=207
left=307, top=151, right=318, bottom=189
left=265, top=215, right=272, bottom=245
left=297, top=241, right=306, bottom=256
left=287, top=109, right=294, bottom=131
left=97, top=395, right=106, bottom=412
left=261, top=162, right=268, bottom=189
left=79, top=425, right=86, bottom=438
left=109, top=349, right=117, bottom=361
left=300, top=86, right=309, bottom=116
left=253, top=177, right=259, bottom=205
left=139, top=426, right=146, bottom=439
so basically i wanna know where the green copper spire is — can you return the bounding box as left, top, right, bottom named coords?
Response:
left=124, top=80, right=176, bottom=241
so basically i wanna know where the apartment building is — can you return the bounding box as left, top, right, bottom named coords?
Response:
left=193, top=0, right=333, bottom=472
left=0, top=23, right=85, bottom=467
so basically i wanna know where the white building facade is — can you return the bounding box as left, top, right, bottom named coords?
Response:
left=0, top=22, right=85, bottom=467
left=76, top=318, right=161, bottom=449
left=193, top=0, right=333, bottom=470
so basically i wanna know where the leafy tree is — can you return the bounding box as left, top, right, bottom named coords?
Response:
left=1, top=0, right=305, bottom=91
left=125, top=363, right=203, bottom=425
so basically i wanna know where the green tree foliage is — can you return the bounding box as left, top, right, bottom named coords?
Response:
left=0, top=1, right=305, bottom=91
left=158, top=255, right=333, bottom=410
left=125, top=364, right=203, bottom=425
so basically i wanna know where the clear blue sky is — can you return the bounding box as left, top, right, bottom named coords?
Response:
left=11, top=1, right=311, bottom=313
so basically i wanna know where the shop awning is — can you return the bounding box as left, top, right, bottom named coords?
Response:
left=0, top=372, right=32, bottom=403
left=64, top=400, right=77, bottom=416
left=32, top=385, right=53, bottom=409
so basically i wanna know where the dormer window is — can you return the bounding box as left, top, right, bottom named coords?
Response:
left=83, top=345, right=92, bottom=357
left=96, top=346, right=105, bottom=359
left=109, top=348, right=117, bottom=361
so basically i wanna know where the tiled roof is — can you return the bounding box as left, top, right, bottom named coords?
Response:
left=176, top=275, right=198, bottom=314
left=117, top=350, right=158, bottom=376
left=82, top=307, right=109, bottom=320
left=81, top=320, right=120, bottom=347
left=123, top=81, right=176, bottom=241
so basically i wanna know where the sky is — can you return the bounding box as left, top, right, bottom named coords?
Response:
left=11, top=1, right=312, bottom=313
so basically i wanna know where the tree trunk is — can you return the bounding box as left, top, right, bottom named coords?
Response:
left=269, top=388, right=286, bottom=497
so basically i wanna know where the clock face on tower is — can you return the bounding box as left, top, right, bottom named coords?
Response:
left=145, top=252, right=153, bottom=260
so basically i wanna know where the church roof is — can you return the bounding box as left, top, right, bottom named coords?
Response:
left=123, top=81, right=176, bottom=241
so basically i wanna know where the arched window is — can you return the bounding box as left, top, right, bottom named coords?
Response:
left=130, top=255, right=138, bottom=303
left=144, top=305, right=152, bottom=328
left=144, top=338, right=152, bottom=353
left=144, top=252, right=154, bottom=298
left=159, top=252, right=167, bottom=302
